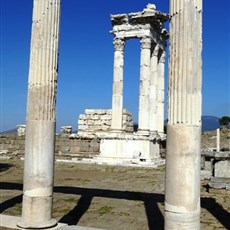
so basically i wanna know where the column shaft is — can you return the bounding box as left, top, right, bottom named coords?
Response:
left=149, top=43, right=159, bottom=134
left=18, top=0, right=61, bottom=228
left=165, top=0, right=202, bottom=229
left=157, top=50, right=166, bottom=135
left=111, top=37, right=125, bottom=131
left=138, top=36, right=151, bottom=135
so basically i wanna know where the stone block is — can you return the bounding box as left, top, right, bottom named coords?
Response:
left=103, top=121, right=111, bottom=126
left=101, top=115, right=111, bottom=120
left=78, top=125, right=87, bottom=130
left=60, top=146, right=70, bottom=152
left=208, top=177, right=230, bottom=189
left=79, top=146, right=89, bottom=152
left=60, top=126, right=72, bottom=137
left=77, top=119, right=85, bottom=125
left=79, top=114, right=86, bottom=119
left=100, top=139, right=160, bottom=159
left=214, top=160, right=230, bottom=178
left=17, top=125, right=26, bottom=136
left=91, top=115, right=100, bottom=120
left=77, top=108, right=133, bottom=137
left=70, top=146, right=80, bottom=153
left=14, top=145, right=20, bottom=150
left=204, top=161, right=212, bottom=171
left=200, top=170, right=211, bottom=180
left=85, top=109, right=96, bottom=114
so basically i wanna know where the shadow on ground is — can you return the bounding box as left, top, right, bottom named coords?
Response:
left=201, top=197, right=230, bottom=229
left=1, top=182, right=230, bottom=230
left=0, top=163, right=13, bottom=172
left=56, top=186, right=164, bottom=229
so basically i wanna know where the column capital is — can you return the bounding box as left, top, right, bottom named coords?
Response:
left=159, top=50, right=166, bottom=63
left=141, top=36, right=152, bottom=49
left=113, top=37, right=125, bottom=51
left=151, top=43, right=160, bottom=57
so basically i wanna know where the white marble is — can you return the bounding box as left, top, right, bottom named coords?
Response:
left=111, top=38, right=125, bottom=131
left=18, top=0, right=61, bottom=228
left=138, top=36, right=151, bottom=135
left=99, top=138, right=160, bottom=161
left=165, top=0, right=202, bottom=229
left=157, top=50, right=166, bottom=134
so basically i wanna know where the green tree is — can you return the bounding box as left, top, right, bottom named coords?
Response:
left=219, top=116, right=230, bottom=129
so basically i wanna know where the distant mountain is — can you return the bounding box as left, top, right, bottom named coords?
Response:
left=202, top=116, right=220, bottom=132
left=0, top=128, right=17, bottom=135
left=0, top=116, right=222, bottom=135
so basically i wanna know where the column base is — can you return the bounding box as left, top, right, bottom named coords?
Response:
left=17, top=218, right=57, bottom=229
left=137, top=129, right=150, bottom=136
left=149, top=130, right=158, bottom=136
left=17, top=195, right=57, bottom=229
left=110, top=129, right=123, bottom=133
left=164, top=210, right=200, bottom=230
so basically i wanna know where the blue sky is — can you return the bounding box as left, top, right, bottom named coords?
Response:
left=1, top=1, right=230, bottom=132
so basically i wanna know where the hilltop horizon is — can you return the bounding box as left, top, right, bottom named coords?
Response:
left=1, top=115, right=227, bottom=134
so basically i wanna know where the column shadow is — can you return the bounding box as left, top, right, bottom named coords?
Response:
left=0, top=194, right=22, bottom=213
left=54, top=186, right=164, bottom=229
left=201, top=197, right=230, bottom=230
left=59, top=195, right=93, bottom=225
left=2, top=182, right=230, bottom=230
left=0, top=182, right=164, bottom=229
left=144, top=199, right=164, bottom=230
left=0, top=163, right=13, bottom=172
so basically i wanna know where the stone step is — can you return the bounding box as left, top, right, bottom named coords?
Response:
left=208, top=177, right=230, bottom=190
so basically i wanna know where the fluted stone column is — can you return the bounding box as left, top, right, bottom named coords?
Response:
left=165, top=0, right=202, bottom=229
left=157, top=49, right=166, bottom=135
left=111, top=37, right=125, bottom=132
left=138, top=36, right=151, bottom=135
left=17, top=0, right=61, bottom=228
left=149, top=43, right=159, bottom=134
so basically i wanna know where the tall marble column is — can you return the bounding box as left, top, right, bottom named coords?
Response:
left=165, top=0, right=202, bottom=229
left=17, top=0, right=61, bottom=228
left=111, top=37, right=125, bottom=132
left=138, top=36, right=151, bottom=135
left=157, top=49, right=166, bottom=135
left=149, top=43, right=159, bottom=134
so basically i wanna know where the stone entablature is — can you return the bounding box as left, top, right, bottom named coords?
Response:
left=78, top=109, right=133, bottom=136
left=110, top=4, right=168, bottom=47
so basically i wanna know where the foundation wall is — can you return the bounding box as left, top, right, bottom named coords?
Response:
left=0, top=134, right=100, bottom=159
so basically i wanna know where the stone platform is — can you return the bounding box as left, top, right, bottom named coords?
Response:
left=0, top=214, right=105, bottom=230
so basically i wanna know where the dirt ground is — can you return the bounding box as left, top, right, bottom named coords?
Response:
left=1, top=159, right=230, bottom=230
left=201, top=128, right=230, bottom=150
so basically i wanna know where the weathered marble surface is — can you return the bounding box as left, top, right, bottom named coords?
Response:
left=165, top=0, right=203, bottom=229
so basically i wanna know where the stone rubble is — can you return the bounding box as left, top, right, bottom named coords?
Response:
left=77, top=109, right=134, bottom=136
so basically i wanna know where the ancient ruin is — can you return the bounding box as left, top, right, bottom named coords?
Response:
left=164, top=0, right=203, bottom=229
left=78, top=109, right=134, bottom=137
left=11, top=0, right=206, bottom=229
left=110, top=3, right=168, bottom=136
left=16, top=125, right=26, bottom=136
left=84, top=4, right=169, bottom=165
left=17, top=0, right=61, bottom=228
